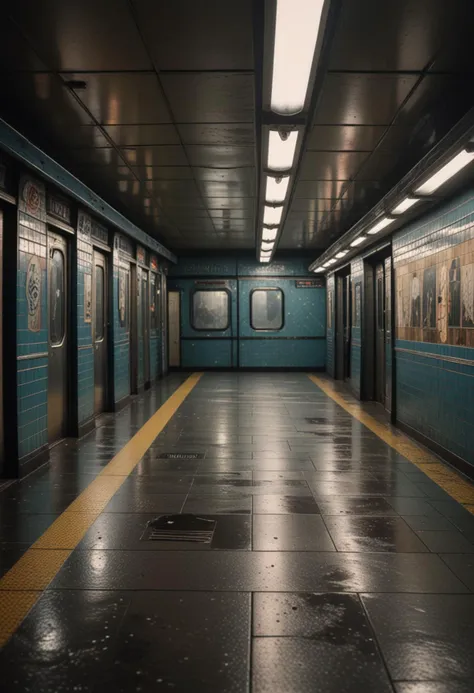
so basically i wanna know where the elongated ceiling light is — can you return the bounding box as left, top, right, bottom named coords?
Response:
left=265, top=175, right=290, bottom=203
left=262, top=226, right=278, bottom=241
left=267, top=130, right=299, bottom=171
left=271, top=0, right=325, bottom=115
left=350, top=235, right=366, bottom=247
left=415, top=149, right=474, bottom=195
left=325, top=258, right=336, bottom=266
left=367, top=216, right=394, bottom=235
left=391, top=196, right=420, bottom=215
left=313, top=266, right=325, bottom=272
left=263, top=205, right=283, bottom=225
left=335, top=250, right=348, bottom=258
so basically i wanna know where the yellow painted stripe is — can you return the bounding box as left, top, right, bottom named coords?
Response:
left=308, top=374, right=474, bottom=512
left=0, top=372, right=202, bottom=648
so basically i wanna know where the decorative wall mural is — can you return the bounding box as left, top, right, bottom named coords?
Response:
left=438, top=265, right=448, bottom=343
left=448, top=258, right=461, bottom=327
left=26, top=256, right=42, bottom=332
left=84, top=273, right=92, bottom=323
left=422, top=266, right=436, bottom=329
left=410, top=273, right=421, bottom=327
left=462, top=263, right=474, bottom=328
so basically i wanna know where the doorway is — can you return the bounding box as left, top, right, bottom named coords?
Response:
left=47, top=230, right=68, bottom=443
left=335, top=270, right=351, bottom=381
left=93, top=250, right=108, bottom=415
left=168, top=290, right=180, bottom=367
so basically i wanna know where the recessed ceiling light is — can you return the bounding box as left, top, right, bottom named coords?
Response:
left=262, top=227, right=278, bottom=242
left=313, top=266, right=325, bottom=272
left=267, top=130, right=299, bottom=172
left=271, top=0, right=325, bottom=115
left=367, top=216, right=395, bottom=235
left=415, top=149, right=474, bottom=195
left=265, top=175, right=290, bottom=204
left=350, top=235, right=367, bottom=247
left=335, top=250, right=348, bottom=259
left=391, top=196, right=420, bottom=215
left=263, top=205, right=283, bottom=225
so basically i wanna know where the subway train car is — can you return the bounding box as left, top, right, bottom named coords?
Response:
left=0, top=149, right=172, bottom=480
left=167, top=256, right=326, bottom=370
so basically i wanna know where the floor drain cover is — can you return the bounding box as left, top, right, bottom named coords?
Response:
left=141, top=515, right=216, bottom=543
left=158, top=452, right=204, bottom=460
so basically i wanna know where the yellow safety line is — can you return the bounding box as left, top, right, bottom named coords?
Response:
left=308, top=374, right=474, bottom=512
left=0, top=372, right=202, bottom=648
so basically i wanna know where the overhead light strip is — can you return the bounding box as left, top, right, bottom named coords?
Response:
left=415, top=148, right=474, bottom=195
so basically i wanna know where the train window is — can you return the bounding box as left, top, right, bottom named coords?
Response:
left=192, top=290, right=229, bottom=331
left=251, top=289, right=284, bottom=330
left=118, top=269, right=129, bottom=329
left=50, top=248, right=65, bottom=345
left=95, top=265, right=105, bottom=341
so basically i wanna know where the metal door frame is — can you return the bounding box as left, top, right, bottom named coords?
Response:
left=142, top=267, right=150, bottom=388
left=130, top=261, right=138, bottom=394
left=92, top=248, right=108, bottom=415
left=168, top=290, right=181, bottom=368
left=47, top=228, right=69, bottom=443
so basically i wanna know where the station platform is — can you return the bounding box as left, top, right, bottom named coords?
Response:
left=0, top=372, right=473, bottom=692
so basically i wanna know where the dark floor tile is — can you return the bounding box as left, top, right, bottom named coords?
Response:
left=51, top=550, right=468, bottom=593
left=395, top=683, right=473, bottom=693
left=117, top=474, right=194, bottom=495
left=79, top=513, right=251, bottom=551
left=251, top=637, right=393, bottom=693
left=385, top=498, right=442, bottom=516
left=253, top=495, right=320, bottom=514
left=103, top=494, right=186, bottom=514
left=324, top=516, right=428, bottom=552
left=0, top=544, right=30, bottom=578
left=361, top=593, right=474, bottom=681
left=182, top=495, right=252, bottom=515
left=192, top=472, right=252, bottom=483
left=309, top=479, right=426, bottom=498
left=0, top=513, right=59, bottom=543
left=439, top=554, right=474, bottom=590
left=401, top=514, right=456, bottom=531
left=133, top=460, right=201, bottom=474
left=253, top=592, right=370, bottom=638
left=253, top=515, right=335, bottom=551
left=318, top=497, right=397, bottom=516
left=253, top=471, right=305, bottom=481
left=416, top=530, right=474, bottom=553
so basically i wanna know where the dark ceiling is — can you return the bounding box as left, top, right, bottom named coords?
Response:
left=1, top=0, right=474, bottom=255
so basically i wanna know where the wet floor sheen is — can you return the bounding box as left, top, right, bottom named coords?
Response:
left=1, top=372, right=474, bottom=692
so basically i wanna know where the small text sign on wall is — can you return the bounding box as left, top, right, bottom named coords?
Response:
left=295, top=279, right=325, bottom=288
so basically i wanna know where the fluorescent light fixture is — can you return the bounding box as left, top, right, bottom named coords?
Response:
left=262, top=227, right=278, bottom=241
left=261, top=241, right=274, bottom=251
left=325, top=258, right=337, bottom=266
left=260, top=257, right=271, bottom=263
left=271, top=0, right=325, bottom=115
left=367, top=216, right=394, bottom=235
left=391, top=196, right=420, bottom=215
left=313, top=266, right=325, bottom=272
left=265, top=175, right=290, bottom=203
left=267, top=129, right=299, bottom=171
left=415, top=149, right=474, bottom=195
left=350, top=235, right=367, bottom=247
left=335, top=250, right=348, bottom=259
left=263, top=205, right=283, bottom=225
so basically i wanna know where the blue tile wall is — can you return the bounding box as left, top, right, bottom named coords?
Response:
left=393, top=189, right=474, bottom=470
left=326, top=274, right=335, bottom=377
left=17, top=176, right=49, bottom=461
left=350, top=257, right=364, bottom=397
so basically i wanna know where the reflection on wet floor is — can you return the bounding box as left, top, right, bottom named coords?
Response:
left=1, top=372, right=474, bottom=692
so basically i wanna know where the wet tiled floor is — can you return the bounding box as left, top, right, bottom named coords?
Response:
left=1, top=372, right=474, bottom=692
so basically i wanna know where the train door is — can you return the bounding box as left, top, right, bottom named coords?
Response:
left=150, top=271, right=161, bottom=380
left=384, top=256, right=393, bottom=413
left=142, top=268, right=150, bottom=387
left=335, top=271, right=351, bottom=380
left=130, top=262, right=138, bottom=393
left=161, top=273, right=168, bottom=375
left=168, top=290, right=180, bottom=367
left=343, top=275, right=351, bottom=380
left=374, top=262, right=385, bottom=406
left=93, top=250, right=108, bottom=415
left=47, top=230, right=68, bottom=443
left=0, top=205, right=3, bottom=471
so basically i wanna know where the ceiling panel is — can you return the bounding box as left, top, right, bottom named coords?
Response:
left=290, top=199, right=335, bottom=213
left=208, top=209, right=255, bottom=220
left=193, top=168, right=256, bottom=184
left=299, top=151, right=369, bottom=180
left=121, top=145, right=188, bottom=167
left=307, top=125, right=386, bottom=152
left=130, top=166, right=193, bottom=180
left=64, top=73, right=171, bottom=124
left=198, top=180, right=255, bottom=198
left=205, top=198, right=255, bottom=212
left=294, top=180, right=347, bottom=199
left=144, top=180, right=201, bottom=197
left=177, top=123, right=255, bottom=146
left=104, top=124, right=180, bottom=146
left=0, top=18, right=47, bottom=70
left=186, top=146, right=254, bottom=168
left=161, top=73, right=254, bottom=123
left=135, top=0, right=253, bottom=70
left=313, top=74, right=418, bottom=125
left=328, top=0, right=449, bottom=72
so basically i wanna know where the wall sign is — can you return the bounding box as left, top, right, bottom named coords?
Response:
left=78, top=211, right=92, bottom=239
left=194, top=280, right=228, bottom=287
left=116, top=234, right=134, bottom=257
left=91, top=220, right=108, bottom=245
left=47, top=194, right=71, bottom=225
left=26, top=256, right=42, bottom=332
left=295, top=279, right=324, bottom=288
left=84, top=273, right=92, bottom=323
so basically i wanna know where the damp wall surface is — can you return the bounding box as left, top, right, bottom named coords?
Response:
left=168, top=255, right=326, bottom=370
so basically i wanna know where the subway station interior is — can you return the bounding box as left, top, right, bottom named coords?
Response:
left=1, top=1, right=474, bottom=691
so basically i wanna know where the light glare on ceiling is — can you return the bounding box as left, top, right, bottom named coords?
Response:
left=267, top=130, right=299, bottom=171
left=271, top=0, right=325, bottom=115
left=263, top=205, right=283, bottom=225
left=265, top=175, right=290, bottom=203
left=415, top=149, right=474, bottom=195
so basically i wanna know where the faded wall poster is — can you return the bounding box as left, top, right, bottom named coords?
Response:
left=84, top=273, right=92, bottom=323
left=423, top=266, right=436, bottom=329
left=448, top=258, right=461, bottom=327
left=461, top=263, right=474, bottom=328
left=411, top=273, right=421, bottom=327
left=26, top=255, right=42, bottom=332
